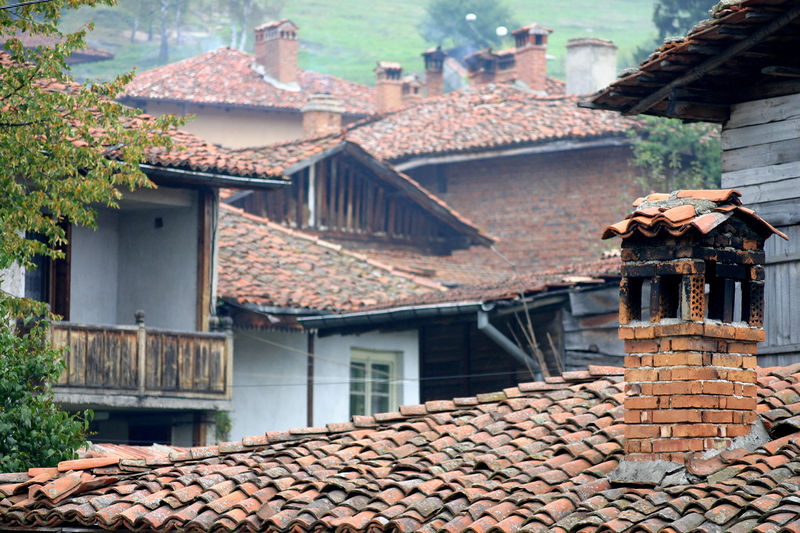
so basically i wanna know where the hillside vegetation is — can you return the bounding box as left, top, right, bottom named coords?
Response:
left=64, top=0, right=657, bottom=85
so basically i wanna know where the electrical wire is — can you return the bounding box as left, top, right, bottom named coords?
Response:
left=232, top=369, right=526, bottom=388
left=1, top=0, right=52, bottom=9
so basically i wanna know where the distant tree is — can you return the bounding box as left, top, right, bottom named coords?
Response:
left=629, top=117, right=721, bottom=192
left=419, top=0, right=516, bottom=50
left=653, top=0, right=714, bottom=41
left=0, top=0, right=178, bottom=470
left=224, top=0, right=286, bottom=51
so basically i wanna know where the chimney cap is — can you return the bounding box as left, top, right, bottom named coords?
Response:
left=301, top=92, right=345, bottom=114
left=511, top=23, right=553, bottom=37
left=567, top=37, right=617, bottom=49
left=423, top=46, right=447, bottom=60
left=375, top=61, right=403, bottom=73
left=255, top=19, right=299, bottom=32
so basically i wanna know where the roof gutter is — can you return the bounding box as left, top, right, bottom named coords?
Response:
left=140, top=164, right=289, bottom=190
left=298, top=301, right=485, bottom=330
left=393, top=137, right=631, bottom=172
left=221, top=299, right=332, bottom=317
left=477, top=305, right=542, bottom=379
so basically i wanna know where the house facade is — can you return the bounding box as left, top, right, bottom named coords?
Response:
left=3, top=123, right=287, bottom=446
left=588, top=0, right=800, bottom=366
left=118, top=20, right=375, bottom=149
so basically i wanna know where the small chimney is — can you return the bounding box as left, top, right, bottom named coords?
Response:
left=375, top=61, right=404, bottom=113
left=402, top=75, right=422, bottom=106
left=512, top=23, right=552, bottom=93
left=302, top=93, right=345, bottom=137
left=566, top=38, right=618, bottom=95
left=254, top=20, right=298, bottom=85
left=603, top=190, right=787, bottom=474
left=422, top=46, right=446, bottom=97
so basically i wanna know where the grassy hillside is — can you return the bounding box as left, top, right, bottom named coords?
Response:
left=65, top=0, right=657, bottom=85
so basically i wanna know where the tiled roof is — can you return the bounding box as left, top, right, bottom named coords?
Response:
left=2, top=32, right=113, bottom=63
left=6, top=364, right=800, bottom=532
left=0, top=51, right=279, bottom=183
left=345, top=82, right=636, bottom=162
left=586, top=0, right=800, bottom=122
left=602, top=189, right=789, bottom=241
left=233, top=138, right=493, bottom=246
left=217, top=205, right=443, bottom=312
left=120, top=47, right=375, bottom=116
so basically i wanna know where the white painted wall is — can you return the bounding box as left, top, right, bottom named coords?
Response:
left=230, top=328, right=420, bottom=439
left=116, top=194, right=198, bottom=330
left=230, top=329, right=309, bottom=439
left=0, top=263, right=24, bottom=299
left=70, top=208, right=120, bottom=324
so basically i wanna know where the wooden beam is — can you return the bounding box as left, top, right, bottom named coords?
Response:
left=626, top=6, right=800, bottom=116
left=196, top=189, right=213, bottom=332
left=762, top=65, right=800, bottom=78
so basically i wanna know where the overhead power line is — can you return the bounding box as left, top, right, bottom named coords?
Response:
left=1, top=0, right=53, bottom=10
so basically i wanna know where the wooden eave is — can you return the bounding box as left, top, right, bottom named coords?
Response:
left=583, top=2, right=800, bottom=123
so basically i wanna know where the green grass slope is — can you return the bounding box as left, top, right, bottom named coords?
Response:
left=65, top=1, right=656, bottom=86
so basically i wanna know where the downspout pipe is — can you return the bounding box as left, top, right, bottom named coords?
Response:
left=477, top=305, right=542, bottom=381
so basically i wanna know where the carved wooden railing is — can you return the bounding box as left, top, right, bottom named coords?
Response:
left=49, top=314, right=232, bottom=401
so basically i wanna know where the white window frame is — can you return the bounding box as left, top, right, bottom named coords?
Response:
left=349, top=348, right=402, bottom=416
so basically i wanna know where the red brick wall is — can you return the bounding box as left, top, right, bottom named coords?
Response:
left=408, top=145, right=640, bottom=272
left=376, top=80, right=404, bottom=113
left=303, top=110, right=342, bottom=137
left=255, top=34, right=297, bottom=84
left=515, top=45, right=547, bottom=92
left=425, top=71, right=443, bottom=98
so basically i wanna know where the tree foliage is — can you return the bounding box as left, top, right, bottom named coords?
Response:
left=653, top=0, right=715, bottom=41
left=419, top=0, right=516, bottom=50
left=629, top=116, right=721, bottom=193
left=0, top=0, right=179, bottom=471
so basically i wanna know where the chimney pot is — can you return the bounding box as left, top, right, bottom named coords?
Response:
left=422, top=46, right=446, bottom=98
left=254, top=19, right=299, bottom=85
left=566, top=37, right=618, bottom=95
left=511, top=23, right=552, bottom=93
left=301, top=93, right=345, bottom=137
left=604, top=190, right=784, bottom=473
left=375, top=61, right=404, bottom=113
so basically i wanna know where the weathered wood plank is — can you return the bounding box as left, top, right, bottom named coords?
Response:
left=51, top=326, right=70, bottom=385
left=722, top=160, right=800, bottom=189
left=194, top=341, right=210, bottom=392
left=161, top=335, right=178, bottom=390
left=722, top=117, right=800, bottom=151
left=337, top=163, right=346, bottom=230
left=735, top=177, right=800, bottom=205
left=178, top=337, right=194, bottom=391
left=726, top=92, right=800, bottom=129
left=146, top=333, right=162, bottom=390
left=85, top=330, right=104, bottom=387
left=569, top=286, right=620, bottom=317
left=105, top=331, right=119, bottom=388
left=120, top=331, right=137, bottom=389
left=722, top=138, right=800, bottom=173
left=68, top=329, right=86, bottom=386
left=209, top=340, right=224, bottom=392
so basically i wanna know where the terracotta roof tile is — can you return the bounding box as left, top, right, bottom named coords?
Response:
left=7, top=365, right=800, bottom=532
left=602, top=189, right=788, bottom=240
left=120, top=47, right=374, bottom=116
left=344, top=82, right=638, bottom=162
left=217, top=204, right=443, bottom=312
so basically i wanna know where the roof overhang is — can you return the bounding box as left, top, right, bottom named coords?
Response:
left=392, top=136, right=632, bottom=172
left=585, top=2, right=800, bottom=122
left=140, top=164, right=289, bottom=190
left=118, top=96, right=370, bottom=119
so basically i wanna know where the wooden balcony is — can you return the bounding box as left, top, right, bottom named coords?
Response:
left=49, top=318, right=232, bottom=411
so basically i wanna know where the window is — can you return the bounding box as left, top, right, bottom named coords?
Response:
left=350, top=348, right=401, bottom=416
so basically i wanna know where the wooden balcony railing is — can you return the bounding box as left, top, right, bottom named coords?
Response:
left=49, top=314, right=232, bottom=408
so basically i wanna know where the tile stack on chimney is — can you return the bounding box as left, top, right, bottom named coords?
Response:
left=375, top=61, right=404, bottom=114
left=301, top=93, right=345, bottom=137
left=254, top=20, right=298, bottom=85
left=402, top=74, right=422, bottom=106
left=422, top=46, right=446, bottom=98
left=603, top=190, right=788, bottom=468
left=512, top=23, right=552, bottom=93
left=566, top=37, right=618, bottom=95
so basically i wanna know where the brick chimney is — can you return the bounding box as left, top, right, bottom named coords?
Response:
left=254, top=20, right=298, bottom=85
left=511, top=24, right=551, bottom=93
left=402, top=75, right=422, bottom=106
left=603, top=190, right=788, bottom=473
left=422, top=46, right=446, bottom=98
left=301, top=93, right=345, bottom=137
left=566, top=37, right=618, bottom=95
left=375, top=61, right=404, bottom=113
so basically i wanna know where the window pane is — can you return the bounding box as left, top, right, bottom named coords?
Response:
left=350, top=393, right=365, bottom=416
left=350, top=362, right=366, bottom=393
left=372, top=363, right=391, bottom=394
left=371, top=393, right=389, bottom=415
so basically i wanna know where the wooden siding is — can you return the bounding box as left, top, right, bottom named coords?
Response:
left=236, top=153, right=462, bottom=252
left=563, top=285, right=625, bottom=371
left=51, top=322, right=230, bottom=400
left=722, top=93, right=800, bottom=365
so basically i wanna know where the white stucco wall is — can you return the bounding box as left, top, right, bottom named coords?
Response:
left=230, top=329, right=309, bottom=440
left=116, top=194, right=198, bottom=330
left=70, top=208, right=120, bottom=324
left=230, top=328, right=420, bottom=439
left=0, top=263, right=24, bottom=299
